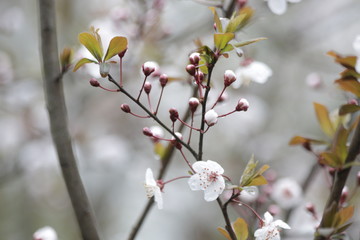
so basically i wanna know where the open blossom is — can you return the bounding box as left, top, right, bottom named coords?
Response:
left=188, top=160, right=225, bottom=201
left=254, top=212, right=290, bottom=240
left=144, top=168, right=163, bottom=209
left=33, top=226, right=58, bottom=240
left=266, top=0, right=302, bottom=15
left=233, top=61, right=272, bottom=88
left=353, top=35, right=360, bottom=73
left=271, top=178, right=302, bottom=209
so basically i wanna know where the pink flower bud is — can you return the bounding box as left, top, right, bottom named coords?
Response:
left=349, top=99, right=358, bottom=105
left=159, top=74, right=168, bottom=87
left=89, top=78, right=100, bottom=87
left=224, top=70, right=236, bottom=87
left=205, top=109, right=218, bottom=126
left=189, top=97, right=200, bottom=112
left=118, top=48, right=128, bottom=58
left=267, top=204, right=281, bottom=216
left=143, top=127, right=153, bottom=137
left=186, top=64, right=196, bottom=76
left=142, top=61, right=158, bottom=76
left=99, top=62, right=110, bottom=78
left=340, top=186, right=349, bottom=205
left=189, top=52, right=200, bottom=65
left=171, top=132, right=183, bottom=149
left=305, top=202, right=316, bottom=216
left=120, top=104, right=131, bottom=113
left=195, top=71, right=204, bottom=82
left=169, top=108, right=179, bottom=122
left=144, top=81, right=152, bottom=94
left=236, top=98, right=249, bottom=111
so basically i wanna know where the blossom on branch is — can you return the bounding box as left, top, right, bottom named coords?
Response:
left=234, top=60, right=272, bottom=88
left=254, top=212, right=290, bottom=240
left=188, top=160, right=225, bottom=201
left=144, top=168, right=163, bottom=209
left=33, top=226, right=58, bottom=240
left=266, top=0, right=302, bottom=15
left=205, top=109, right=218, bottom=126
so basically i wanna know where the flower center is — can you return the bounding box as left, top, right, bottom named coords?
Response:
left=208, top=171, right=218, bottom=182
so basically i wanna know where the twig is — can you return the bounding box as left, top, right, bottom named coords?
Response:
left=38, top=1, right=100, bottom=239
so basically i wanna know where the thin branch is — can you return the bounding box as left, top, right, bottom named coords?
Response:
left=38, top=1, right=100, bottom=240
left=217, top=197, right=237, bottom=240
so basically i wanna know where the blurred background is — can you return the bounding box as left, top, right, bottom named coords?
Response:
left=0, top=0, right=359, bottom=239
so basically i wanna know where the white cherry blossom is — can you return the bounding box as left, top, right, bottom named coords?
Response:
left=254, top=212, right=290, bottom=240
left=234, top=61, right=272, bottom=89
left=266, top=0, right=302, bottom=15
left=144, top=168, right=163, bottom=209
left=188, top=160, right=225, bottom=201
left=271, top=178, right=302, bottom=209
left=33, top=226, right=58, bottom=240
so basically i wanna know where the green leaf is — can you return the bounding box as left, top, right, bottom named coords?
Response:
left=60, top=47, right=74, bottom=70
left=226, top=14, right=247, bottom=33
left=313, top=102, right=335, bottom=138
left=233, top=218, right=248, bottom=240
left=233, top=37, right=267, bottom=48
left=217, top=227, right=231, bottom=240
left=289, top=136, right=326, bottom=145
left=339, top=104, right=360, bottom=115
left=209, top=7, right=223, bottom=33
left=320, top=152, right=342, bottom=168
left=335, top=79, right=360, bottom=97
left=104, top=36, right=128, bottom=61
left=240, top=156, right=269, bottom=187
left=332, top=124, right=349, bottom=164
left=78, top=32, right=103, bottom=62
left=73, top=58, right=97, bottom=72
left=214, top=33, right=235, bottom=51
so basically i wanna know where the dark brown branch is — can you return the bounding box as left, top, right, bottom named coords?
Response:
left=38, top=1, right=100, bottom=239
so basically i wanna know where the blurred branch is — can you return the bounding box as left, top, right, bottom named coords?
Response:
left=38, top=1, right=100, bottom=239
left=315, top=121, right=360, bottom=240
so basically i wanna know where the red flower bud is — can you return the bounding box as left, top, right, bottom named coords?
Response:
left=169, top=108, right=179, bottom=122
left=144, top=82, right=152, bottom=94
left=159, top=74, right=168, bottom=87
left=236, top=98, right=249, bottom=111
left=118, top=48, right=128, bottom=58
left=89, top=78, right=100, bottom=87
left=224, top=70, right=236, bottom=87
left=186, top=64, right=196, bottom=76
left=189, top=52, right=200, bottom=65
left=120, top=104, right=131, bottom=113
left=189, top=97, right=200, bottom=112
left=142, top=127, right=153, bottom=137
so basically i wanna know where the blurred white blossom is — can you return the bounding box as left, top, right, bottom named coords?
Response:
left=266, top=0, right=302, bottom=15
left=239, top=186, right=259, bottom=203
left=271, top=178, right=302, bottom=209
left=188, top=160, right=225, bottom=201
left=233, top=61, right=272, bottom=88
left=33, top=226, right=58, bottom=240
left=144, top=168, right=163, bottom=209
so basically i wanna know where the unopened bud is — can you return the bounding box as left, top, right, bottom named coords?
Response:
left=349, top=99, right=358, bottom=105
left=189, top=52, right=200, bottom=65
left=142, top=127, right=153, bottom=137
left=142, top=61, right=158, bottom=76
left=205, top=109, right=218, bottom=126
left=171, top=132, right=183, bottom=149
left=305, top=202, right=316, bottom=216
left=118, top=48, right=128, bottom=58
left=224, top=70, right=236, bottom=87
left=236, top=98, right=249, bottom=111
left=144, top=82, right=152, bottom=94
left=186, top=64, right=196, bottom=76
left=340, top=186, right=349, bottom=205
left=189, top=97, right=200, bottom=112
left=195, top=71, right=204, bottom=82
left=89, top=78, right=100, bottom=87
left=159, top=74, right=168, bottom=87
left=169, top=108, right=179, bottom=122
left=99, top=62, right=110, bottom=78
left=120, top=104, right=131, bottom=113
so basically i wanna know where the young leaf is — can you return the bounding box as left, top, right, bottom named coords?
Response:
left=217, top=227, right=231, bottom=240
left=209, top=7, right=223, bottom=33
left=78, top=32, right=103, bottom=62
left=313, top=102, right=335, bottom=138
left=233, top=218, right=248, bottom=240
left=332, top=124, right=349, bottom=164
left=233, top=38, right=267, bottom=48
left=289, top=136, right=326, bottom=145
left=335, top=79, right=360, bottom=97
left=214, top=33, right=235, bottom=52
left=336, top=206, right=354, bottom=227
left=339, top=104, right=360, bottom=115
left=226, top=14, right=247, bottom=33
left=327, top=51, right=357, bottom=69
left=60, top=47, right=74, bottom=70
left=73, top=58, right=98, bottom=72
left=319, top=152, right=342, bottom=168
left=104, top=36, right=128, bottom=61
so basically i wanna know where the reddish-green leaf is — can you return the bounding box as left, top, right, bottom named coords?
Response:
left=332, top=124, right=349, bottom=163
left=336, top=206, right=354, bottom=227
left=233, top=218, right=248, bottom=240
left=104, top=36, right=128, bottom=61
left=73, top=58, right=97, bottom=72
left=335, top=79, right=360, bottom=97
left=289, top=136, right=326, bottom=145
left=214, top=33, right=235, bottom=51
left=339, top=104, right=360, bottom=115
left=340, top=69, right=360, bottom=80
left=217, top=227, right=231, bottom=240
left=320, top=152, right=342, bottom=168
left=327, top=51, right=357, bottom=69
left=78, top=32, right=103, bottom=62
left=313, top=102, right=335, bottom=138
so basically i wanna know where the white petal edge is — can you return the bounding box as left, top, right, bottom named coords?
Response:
left=268, top=0, right=287, bottom=15
left=145, top=168, right=156, bottom=186
left=274, top=219, right=291, bottom=229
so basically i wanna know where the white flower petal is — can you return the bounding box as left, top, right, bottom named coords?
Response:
left=154, top=188, right=163, bottom=209
left=273, top=220, right=291, bottom=229
left=206, top=160, right=225, bottom=174
left=192, top=161, right=209, bottom=172
left=268, top=0, right=287, bottom=15
left=145, top=168, right=156, bottom=186
left=264, top=211, right=274, bottom=225
left=353, top=35, right=360, bottom=54
left=188, top=174, right=203, bottom=191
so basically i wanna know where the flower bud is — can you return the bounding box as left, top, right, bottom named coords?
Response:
left=142, top=61, right=158, bottom=76
left=195, top=71, right=204, bottom=82
left=189, top=97, right=200, bottom=112
left=33, top=226, right=58, bottom=240
left=99, top=62, right=110, bottom=78
left=189, top=52, right=200, bottom=65
left=186, top=64, right=196, bottom=76
left=159, top=74, right=168, bottom=87
left=89, top=78, right=100, bottom=87
left=305, top=202, right=316, bottom=217
left=118, top=48, right=127, bottom=58
left=236, top=98, right=249, bottom=111
left=171, top=132, right=183, bottom=149
left=349, top=99, right=358, bottom=105
left=144, top=81, right=152, bottom=94
left=205, top=109, right=218, bottom=126
left=120, top=104, right=131, bottom=113
left=143, top=127, right=153, bottom=137
left=169, top=108, right=179, bottom=122
left=150, top=126, right=164, bottom=139
left=224, top=70, right=236, bottom=87
left=340, top=186, right=349, bottom=206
